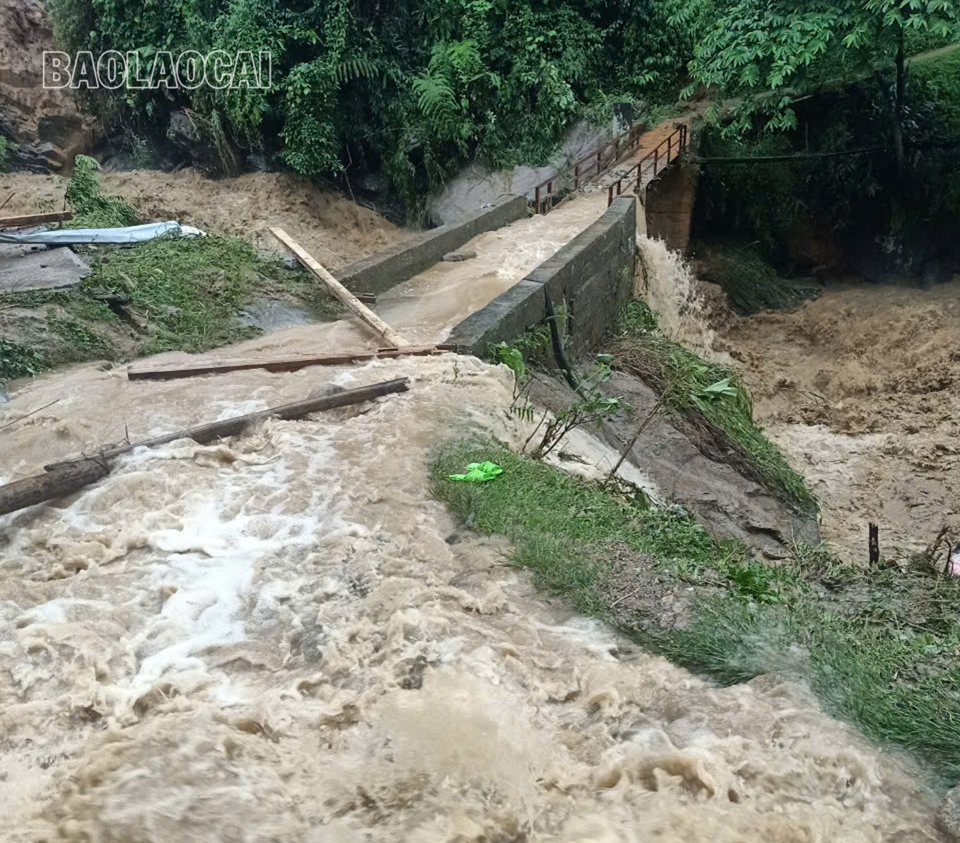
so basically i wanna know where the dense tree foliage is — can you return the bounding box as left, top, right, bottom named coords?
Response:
left=47, top=0, right=710, bottom=207
left=688, top=0, right=959, bottom=166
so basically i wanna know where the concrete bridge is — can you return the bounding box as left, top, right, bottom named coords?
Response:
left=333, top=119, right=698, bottom=357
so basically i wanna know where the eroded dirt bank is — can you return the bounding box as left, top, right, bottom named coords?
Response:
left=0, top=169, right=400, bottom=270
left=0, top=331, right=944, bottom=840
left=715, top=280, right=960, bottom=560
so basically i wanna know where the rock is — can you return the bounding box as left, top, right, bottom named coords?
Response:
left=442, top=250, right=477, bottom=262
left=166, top=110, right=203, bottom=151
left=938, top=787, right=960, bottom=841
left=0, top=0, right=100, bottom=172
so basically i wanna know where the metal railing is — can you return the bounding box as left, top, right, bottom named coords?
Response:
left=606, top=124, right=688, bottom=206
left=532, top=122, right=646, bottom=215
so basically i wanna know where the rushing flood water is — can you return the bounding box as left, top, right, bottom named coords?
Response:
left=0, top=220, right=945, bottom=838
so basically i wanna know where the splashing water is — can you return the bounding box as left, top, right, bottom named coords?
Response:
left=0, top=342, right=942, bottom=840
left=638, top=236, right=722, bottom=357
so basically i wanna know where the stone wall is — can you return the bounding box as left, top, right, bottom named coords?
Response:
left=644, top=158, right=699, bottom=255
left=335, top=195, right=528, bottom=296
left=445, top=197, right=636, bottom=355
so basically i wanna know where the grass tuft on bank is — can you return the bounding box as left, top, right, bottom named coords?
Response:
left=433, top=441, right=960, bottom=785
left=0, top=234, right=340, bottom=379
left=606, top=299, right=817, bottom=514
left=695, top=244, right=817, bottom=315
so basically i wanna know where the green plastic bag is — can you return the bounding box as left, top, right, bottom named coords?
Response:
left=449, top=461, right=504, bottom=482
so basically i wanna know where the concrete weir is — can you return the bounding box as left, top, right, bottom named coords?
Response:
left=445, top=197, right=637, bottom=356
left=335, top=195, right=529, bottom=295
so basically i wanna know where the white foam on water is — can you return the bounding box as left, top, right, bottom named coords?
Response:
left=0, top=333, right=942, bottom=840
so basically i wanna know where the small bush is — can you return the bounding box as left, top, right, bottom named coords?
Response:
left=0, top=339, right=48, bottom=381
left=65, top=156, right=139, bottom=228
left=696, top=245, right=815, bottom=315
left=0, top=135, right=13, bottom=172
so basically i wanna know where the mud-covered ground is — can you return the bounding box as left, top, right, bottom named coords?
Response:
left=0, top=169, right=400, bottom=270
left=714, top=279, right=960, bottom=561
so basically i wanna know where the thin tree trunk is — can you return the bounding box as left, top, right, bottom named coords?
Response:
left=44, top=378, right=409, bottom=472
left=893, top=31, right=906, bottom=174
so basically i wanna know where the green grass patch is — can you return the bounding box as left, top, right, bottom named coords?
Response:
left=89, top=235, right=270, bottom=354
left=0, top=339, right=48, bottom=381
left=0, top=234, right=339, bottom=379
left=606, top=300, right=816, bottom=513
left=695, top=244, right=817, bottom=315
left=64, top=155, right=139, bottom=228
left=433, top=440, right=960, bottom=785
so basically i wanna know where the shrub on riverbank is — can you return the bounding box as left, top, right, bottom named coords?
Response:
left=606, top=299, right=816, bottom=513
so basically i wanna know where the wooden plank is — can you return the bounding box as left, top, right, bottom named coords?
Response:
left=270, top=227, right=406, bottom=347
left=127, top=345, right=451, bottom=381
left=44, top=378, right=409, bottom=473
left=0, top=211, right=73, bottom=229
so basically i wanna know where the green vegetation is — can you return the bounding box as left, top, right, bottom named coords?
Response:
left=0, top=135, right=13, bottom=172
left=89, top=236, right=270, bottom=354
left=688, top=0, right=958, bottom=155
left=64, top=155, right=139, bottom=228
left=0, top=340, right=48, bottom=382
left=607, top=300, right=816, bottom=512
left=433, top=441, right=960, bottom=784
left=46, top=0, right=709, bottom=212
left=696, top=245, right=816, bottom=314
left=0, top=234, right=335, bottom=374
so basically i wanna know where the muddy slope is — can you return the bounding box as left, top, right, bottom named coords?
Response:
left=0, top=169, right=401, bottom=270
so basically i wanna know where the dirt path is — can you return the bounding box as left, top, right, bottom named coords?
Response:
left=715, top=280, right=960, bottom=560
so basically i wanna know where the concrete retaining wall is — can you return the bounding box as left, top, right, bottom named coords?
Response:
left=335, top=195, right=528, bottom=295
left=446, top=197, right=636, bottom=356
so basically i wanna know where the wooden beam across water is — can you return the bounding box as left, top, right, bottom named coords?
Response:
left=127, top=344, right=453, bottom=381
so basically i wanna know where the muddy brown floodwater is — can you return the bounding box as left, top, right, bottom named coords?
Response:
left=0, top=333, right=944, bottom=840
left=715, top=279, right=960, bottom=561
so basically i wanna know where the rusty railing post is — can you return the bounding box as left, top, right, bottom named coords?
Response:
left=534, top=185, right=541, bottom=214
left=667, top=135, right=672, bottom=164
left=574, top=163, right=580, bottom=189
left=653, top=146, right=658, bottom=177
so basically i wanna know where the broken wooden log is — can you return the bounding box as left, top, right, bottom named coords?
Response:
left=127, top=345, right=453, bottom=381
left=269, top=226, right=407, bottom=348
left=868, top=522, right=880, bottom=565
left=44, top=377, right=409, bottom=473
left=0, top=211, right=73, bottom=229
left=0, top=460, right=109, bottom=517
